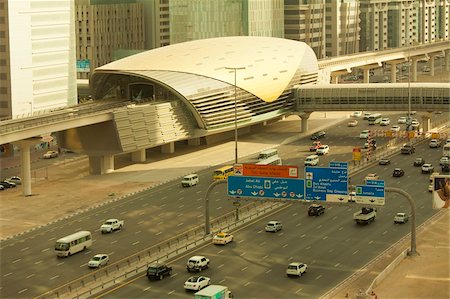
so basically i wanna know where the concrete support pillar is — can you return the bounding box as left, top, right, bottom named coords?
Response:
left=443, top=50, right=449, bottom=72
left=363, top=68, right=370, bottom=83
left=300, top=112, right=312, bottom=133
left=429, top=55, right=436, bottom=76
left=161, top=142, right=175, bottom=154
left=331, top=74, right=339, bottom=84
left=421, top=114, right=431, bottom=132
left=13, top=137, right=41, bottom=197
left=389, top=62, right=398, bottom=83
left=188, top=137, right=201, bottom=146
left=131, top=149, right=146, bottom=162
left=411, top=59, right=418, bottom=82
left=89, top=155, right=114, bottom=175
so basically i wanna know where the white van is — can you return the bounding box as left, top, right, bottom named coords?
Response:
left=181, top=174, right=199, bottom=187
left=258, top=149, right=278, bottom=161
left=304, top=155, right=319, bottom=166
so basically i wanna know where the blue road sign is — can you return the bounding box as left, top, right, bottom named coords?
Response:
left=228, top=176, right=305, bottom=200
left=305, top=167, right=348, bottom=201
left=366, top=180, right=385, bottom=187
left=355, top=184, right=385, bottom=205
left=329, top=161, right=348, bottom=169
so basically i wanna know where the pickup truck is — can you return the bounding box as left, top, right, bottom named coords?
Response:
left=353, top=207, right=377, bottom=224
left=100, top=219, right=124, bottom=233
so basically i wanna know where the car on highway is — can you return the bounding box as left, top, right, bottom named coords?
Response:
left=212, top=232, right=233, bottom=245
left=401, top=143, right=415, bottom=154
left=187, top=256, right=210, bottom=272
left=316, top=145, right=330, bottom=155
left=43, top=150, right=58, bottom=159
left=380, top=118, right=390, bottom=126
left=348, top=191, right=356, bottom=202
left=5, top=176, right=21, bottom=185
left=363, top=112, right=372, bottom=120
left=394, top=213, right=409, bottom=224
left=181, top=174, right=199, bottom=187
left=286, top=262, right=307, bottom=277
left=347, top=119, right=358, bottom=127
left=429, top=139, right=442, bottom=148
left=365, top=173, right=379, bottom=183
left=411, top=121, right=420, bottom=130
left=414, top=158, right=425, bottom=166
left=0, top=181, right=16, bottom=189
left=393, top=168, right=405, bottom=177
left=184, top=276, right=211, bottom=291
left=359, top=130, right=370, bottom=139
left=0, top=185, right=4, bottom=191
left=379, top=158, right=390, bottom=165
left=308, top=204, right=325, bottom=216
left=309, top=141, right=322, bottom=152
left=440, top=156, right=449, bottom=166
left=390, top=125, right=401, bottom=133
left=147, top=263, right=172, bottom=280
left=88, top=254, right=109, bottom=268
left=265, top=220, right=283, bottom=232
left=310, top=130, right=326, bottom=140
left=398, top=116, right=407, bottom=124
left=422, top=164, right=434, bottom=174
left=350, top=111, right=362, bottom=118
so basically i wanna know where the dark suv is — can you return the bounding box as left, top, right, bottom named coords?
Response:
left=308, top=204, right=325, bottom=216
left=310, top=131, right=326, bottom=140
left=401, top=143, right=415, bottom=154
left=146, top=263, right=172, bottom=280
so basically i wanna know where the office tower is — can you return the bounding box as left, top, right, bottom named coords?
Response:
left=284, top=0, right=326, bottom=59
left=0, top=0, right=77, bottom=119
left=435, top=0, right=450, bottom=41
left=75, top=0, right=145, bottom=79
left=139, top=0, right=170, bottom=49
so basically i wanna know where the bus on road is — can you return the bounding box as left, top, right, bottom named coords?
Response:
left=55, top=231, right=92, bottom=257
left=368, top=113, right=382, bottom=125
left=256, top=155, right=282, bottom=166
left=213, top=165, right=234, bottom=180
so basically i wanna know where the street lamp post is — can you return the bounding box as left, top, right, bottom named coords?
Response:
left=225, top=67, right=245, bottom=164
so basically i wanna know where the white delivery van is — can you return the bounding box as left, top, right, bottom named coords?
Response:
left=304, top=155, right=319, bottom=166
left=181, top=174, right=199, bottom=187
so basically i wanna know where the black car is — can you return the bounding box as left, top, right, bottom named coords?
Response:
left=147, top=263, right=172, bottom=280
left=413, top=158, right=425, bottom=166
left=308, top=204, right=325, bottom=216
left=310, top=131, right=326, bottom=140
left=393, top=168, right=405, bottom=177
left=0, top=181, right=16, bottom=188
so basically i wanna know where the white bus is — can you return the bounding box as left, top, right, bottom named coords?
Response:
left=256, top=155, right=282, bottom=166
left=443, top=143, right=450, bottom=157
left=368, top=113, right=382, bottom=125
left=55, top=231, right=92, bottom=257
left=258, top=149, right=278, bottom=161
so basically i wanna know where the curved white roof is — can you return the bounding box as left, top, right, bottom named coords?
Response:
left=97, top=36, right=318, bottom=102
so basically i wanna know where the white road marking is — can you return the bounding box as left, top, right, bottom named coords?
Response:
left=50, top=275, right=59, bottom=280
left=244, top=282, right=250, bottom=287
left=265, top=269, right=272, bottom=274
left=317, top=225, right=322, bottom=229
left=282, top=244, right=288, bottom=248
left=296, top=288, right=303, bottom=294
left=382, top=231, right=388, bottom=235
left=48, top=237, right=56, bottom=241
left=300, top=234, right=306, bottom=238
left=178, top=197, right=184, bottom=201
left=292, top=213, right=298, bottom=216
left=137, top=221, right=144, bottom=224
left=217, top=250, right=224, bottom=254
left=332, top=216, right=337, bottom=220
left=156, top=232, right=162, bottom=235
left=160, top=203, right=166, bottom=207
left=219, top=279, right=226, bottom=283
left=142, top=203, right=149, bottom=207
left=171, top=273, right=178, bottom=277
left=240, top=252, right=246, bottom=257
left=132, top=241, right=140, bottom=245
left=18, top=289, right=28, bottom=294
left=368, top=240, right=374, bottom=245
left=238, top=239, right=244, bottom=244
left=259, top=241, right=266, bottom=246
left=34, top=260, right=42, bottom=265
left=353, top=250, right=359, bottom=255
left=20, top=247, right=29, bottom=252
left=138, top=212, right=145, bottom=216
left=111, top=240, right=118, bottom=244
left=196, top=198, right=202, bottom=201
left=316, top=275, right=322, bottom=280
left=41, top=248, right=50, bottom=252
left=288, top=256, right=293, bottom=261
left=329, top=248, right=334, bottom=253
left=241, top=266, right=248, bottom=271
left=196, top=190, right=202, bottom=194
left=262, top=255, right=268, bottom=260
left=179, top=205, right=185, bottom=208
left=135, top=231, right=141, bottom=234
left=334, top=263, right=340, bottom=267
left=216, top=206, right=222, bottom=210
left=161, top=197, right=167, bottom=200
left=278, top=232, right=284, bottom=236
left=144, top=286, right=151, bottom=291
left=322, top=236, right=328, bottom=240
left=3, top=272, right=12, bottom=277
left=305, top=246, right=311, bottom=250
left=177, top=222, right=184, bottom=227
left=120, top=211, right=126, bottom=215
left=338, top=227, right=344, bottom=231
left=218, top=264, right=224, bottom=269
left=168, top=291, right=175, bottom=295
left=296, top=223, right=302, bottom=227
left=26, top=274, right=35, bottom=279
left=216, top=198, right=221, bottom=201
left=84, top=250, right=92, bottom=255
left=12, top=259, right=21, bottom=264
left=57, top=262, right=64, bottom=266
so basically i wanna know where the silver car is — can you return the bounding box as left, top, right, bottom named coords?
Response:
left=265, top=221, right=283, bottom=232
left=88, top=254, right=109, bottom=268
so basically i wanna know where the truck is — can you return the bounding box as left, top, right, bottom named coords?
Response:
left=194, top=285, right=233, bottom=299
left=100, top=219, right=124, bottom=233
left=353, top=207, right=377, bottom=224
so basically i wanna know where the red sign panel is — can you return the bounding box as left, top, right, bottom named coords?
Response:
left=240, top=164, right=298, bottom=178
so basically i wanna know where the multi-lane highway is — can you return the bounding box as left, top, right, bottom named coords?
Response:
left=0, top=111, right=447, bottom=298
left=95, top=121, right=444, bottom=298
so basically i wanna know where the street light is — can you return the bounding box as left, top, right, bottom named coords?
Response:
left=225, top=66, right=245, bottom=164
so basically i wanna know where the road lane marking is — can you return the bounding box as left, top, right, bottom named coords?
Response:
left=300, top=234, right=306, bottom=238
left=240, top=252, right=246, bottom=257
left=216, top=206, right=222, bottom=210
left=238, top=239, right=244, bottom=244
left=20, top=247, right=29, bottom=251
left=35, top=260, right=42, bottom=265
left=26, top=274, right=35, bottom=279
left=218, top=264, right=224, bottom=269
left=329, top=248, right=334, bottom=253
left=332, top=216, right=337, bottom=220
left=265, top=269, right=272, bottom=274
left=50, top=275, right=59, bottom=280
left=196, top=198, right=202, bottom=201
left=120, top=211, right=126, bottom=215
left=41, top=248, right=50, bottom=252
left=156, top=232, right=162, bottom=235
left=160, top=203, right=166, bottom=208
left=135, top=231, right=141, bottom=234
left=292, top=213, right=298, bottom=216
left=334, top=263, right=340, bottom=267
left=12, top=259, right=21, bottom=263
left=142, top=203, right=149, bottom=207
left=338, top=227, right=344, bottom=231
left=179, top=205, right=185, bottom=208
left=305, top=246, right=311, bottom=250
left=57, top=262, right=64, bottom=266
left=215, top=198, right=221, bottom=202
left=3, top=272, right=12, bottom=277
left=296, top=288, right=303, bottom=294
left=168, top=291, right=175, bottom=295
left=241, top=266, right=248, bottom=271
left=278, top=232, right=284, bottom=236
left=322, top=236, right=328, bottom=240
left=217, top=250, right=224, bottom=254
left=80, top=263, right=86, bottom=268
left=138, top=212, right=145, bottom=216
left=244, top=282, right=250, bottom=287
left=178, top=197, right=184, bottom=201
left=196, top=190, right=202, bottom=194
left=132, top=241, right=140, bottom=245
left=259, top=241, right=266, bottom=246
left=282, top=244, right=288, bottom=248
left=18, top=289, right=28, bottom=294
left=353, top=250, right=359, bottom=255
left=219, top=279, right=226, bottom=283
left=288, top=256, right=293, bottom=261
left=316, top=275, right=322, bottom=280
left=382, top=230, right=388, bottom=235
left=161, top=197, right=167, bottom=200
left=368, top=240, right=374, bottom=245
left=171, top=273, right=178, bottom=277
left=317, top=225, right=322, bottom=229
left=144, top=286, right=151, bottom=291
left=48, top=237, right=56, bottom=241
left=84, top=250, right=92, bottom=255
left=262, top=255, right=268, bottom=260
left=296, top=223, right=302, bottom=227
left=177, top=222, right=184, bottom=227
left=111, top=240, right=118, bottom=244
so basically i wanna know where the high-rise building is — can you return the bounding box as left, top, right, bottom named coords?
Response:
left=284, top=0, right=326, bottom=59
left=0, top=0, right=77, bottom=119
left=75, top=0, right=145, bottom=79
left=139, top=0, right=170, bottom=49
left=435, top=0, right=450, bottom=41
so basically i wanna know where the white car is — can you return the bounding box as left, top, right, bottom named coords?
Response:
left=363, top=112, right=372, bottom=120
left=286, top=262, right=308, bottom=277
left=187, top=256, right=210, bottom=272
left=316, top=145, right=329, bottom=155
left=422, top=164, right=434, bottom=174
left=212, top=232, right=233, bottom=245
left=6, top=176, right=22, bottom=185
left=365, top=173, right=379, bottom=182
left=350, top=111, right=362, bottom=118
left=359, top=130, right=370, bottom=139
left=429, top=139, right=441, bottom=148
left=398, top=117, right=407, bottom=124
left=347, top=119, right=358, bottom=127
left=43, top=150, right=58, bottom=159
left=440, top=156, right=449, bottom=166
left=265, top=221, right=283, bottom=232
left=394, top=213, right=409, bottom=224
left=88, top=254, right=109, bottom=268
left=184, top=276, right=211, bottom=291
left=348, top=191, right=356, bottom=202
left=390, top=125, right=401, bottom=132
left=380, top=118, right=390, bottom=126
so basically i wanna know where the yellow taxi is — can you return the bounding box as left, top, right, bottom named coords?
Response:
left=212, top=232, right=233, bottom=245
